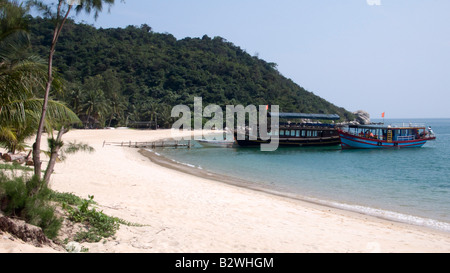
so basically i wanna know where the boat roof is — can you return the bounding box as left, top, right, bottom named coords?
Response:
left=269, top=112, right=341, bottom=120
left=348, top=123, right=427, bottom=130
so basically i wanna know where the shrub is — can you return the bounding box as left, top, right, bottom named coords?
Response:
left=63, top=195, right=120, bottom=243
left=0, top=172, right=62, bottom=239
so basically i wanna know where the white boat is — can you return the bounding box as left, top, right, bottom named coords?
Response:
left=197, top=139, right=235, bottom=148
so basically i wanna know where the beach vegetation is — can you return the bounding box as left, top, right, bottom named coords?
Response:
left=62, top=195, right=120, bottom=243
left=0, top=162, right=34, bottom=172
left=0, top=171, right=62, bottom=239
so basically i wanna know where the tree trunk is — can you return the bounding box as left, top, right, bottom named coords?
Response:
left=86, top=111, right=91, bottom=128
left=43, top=126, right=67, bottom=184
left=108, top=113, right=113, bottom=127
left=32, top=3, right=72, bottom=180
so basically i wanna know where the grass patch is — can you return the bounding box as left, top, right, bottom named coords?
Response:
left=0, top=162, right=34, bottom=172
left=61, top=195, right=119, bottom=243
left=55, top=194, right=144, bottom=243
left=49, top=191, right=96, bottom=207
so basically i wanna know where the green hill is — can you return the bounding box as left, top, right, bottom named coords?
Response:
left=28, top=17, right=354, bottom=128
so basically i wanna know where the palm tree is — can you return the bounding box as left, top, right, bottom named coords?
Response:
left=141, top=100, right=160, bottom=130
left=0, top=0, right=46, bottom=120
left=0, top=0, right=75, bottom=153
left=67, top=82, right=84, bottom=115
left=82, top=88, right=109, bottom=128
left=28, top=0, right=116, bottom=178
left=107, top=91, right=127, bottom=127
left=1, top=0, right=80, bottom=180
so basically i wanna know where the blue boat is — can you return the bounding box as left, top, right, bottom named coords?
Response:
left=338, top=123, right=436, bottom=149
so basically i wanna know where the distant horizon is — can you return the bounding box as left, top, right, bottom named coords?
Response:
left=28, top=0, right=450, bottom=119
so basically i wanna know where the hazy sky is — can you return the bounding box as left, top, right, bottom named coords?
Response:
left=46, top=0, right=450, bottom=118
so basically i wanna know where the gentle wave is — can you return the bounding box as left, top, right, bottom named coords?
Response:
left=148, top=149, right=200, bottom=169
left=308, top=197, right=450, bottom=232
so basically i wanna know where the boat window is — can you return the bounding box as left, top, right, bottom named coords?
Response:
left=280, top=130, right=285, bottom=136
left=301, top=130, right=306, bottom=137
left=291, top=130, right=296, bottom=137
left=296, top=130, right=300, bottom=137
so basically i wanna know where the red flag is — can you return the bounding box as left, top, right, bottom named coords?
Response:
left=382, top=112, right=385, bottom=118
left=266, top=105, right=269, bottom=110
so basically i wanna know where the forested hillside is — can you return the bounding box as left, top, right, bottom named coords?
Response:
left=28, top=16, right=354, bottom=128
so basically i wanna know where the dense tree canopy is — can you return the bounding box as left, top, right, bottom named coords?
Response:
left=27, top=16, right=354, bottom=128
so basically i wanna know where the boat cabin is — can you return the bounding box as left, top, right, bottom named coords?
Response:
left=235, top=112, right=342, bottom=147
left=346, top=124, right=431, bottom=142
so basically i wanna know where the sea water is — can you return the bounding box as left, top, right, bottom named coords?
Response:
left=157, top=118, right=450, bottom=232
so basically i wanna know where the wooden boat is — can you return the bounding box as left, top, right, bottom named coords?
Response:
left=234, top=112, right=341, bottom=147
left=338, top=123, right=436, bottom=149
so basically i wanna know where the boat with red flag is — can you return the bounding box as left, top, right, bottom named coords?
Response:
left=338, top=123, right=436, bottom=149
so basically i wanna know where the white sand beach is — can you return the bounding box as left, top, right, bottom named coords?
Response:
left=1, top=128, right=450, bottom=253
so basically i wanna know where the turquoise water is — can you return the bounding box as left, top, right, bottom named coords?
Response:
left=157, top=119, right=450, bottom=231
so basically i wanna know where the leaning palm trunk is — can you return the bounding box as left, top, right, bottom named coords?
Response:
left=33, top=3, right=72, bottom=178
left=43, top=126, right=67, bottom=183
left=29, top=0, right=116, bottom=182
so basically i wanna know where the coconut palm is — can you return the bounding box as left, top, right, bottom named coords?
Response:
left=107, top=91, right=127, bottom=127
left=1, top=0, right=79, bottom=154
left=0, top=0, right=47, bottom=152
left=81, top=88, right=109, bottom=128
left=28, top=0, right=117, bottom=178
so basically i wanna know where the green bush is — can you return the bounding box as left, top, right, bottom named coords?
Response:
left=0, top=172, right=62, bottom=239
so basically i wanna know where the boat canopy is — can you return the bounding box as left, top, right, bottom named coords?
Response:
left=348, top=123, right=427, bottom=130
left=269, top=112, right=340, bottom=120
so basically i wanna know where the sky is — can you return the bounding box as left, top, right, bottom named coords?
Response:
left=35, top=0, right=450, bottom=118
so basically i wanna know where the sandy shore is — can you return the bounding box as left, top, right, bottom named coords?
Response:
left=1, top=128, right=450, bottom=253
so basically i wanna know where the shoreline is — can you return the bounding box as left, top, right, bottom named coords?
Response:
left=140, top=147, right=450, bottom=236
left=2, top=129, right=450, bottom=253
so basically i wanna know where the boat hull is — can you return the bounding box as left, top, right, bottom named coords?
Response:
left=338, top=130, right=434, bottom=149
left=197, top=140, right=235, bottom=148
left=235, top=136, right=341, bottom=147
